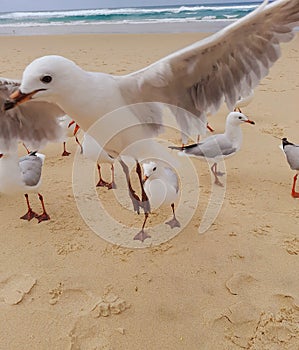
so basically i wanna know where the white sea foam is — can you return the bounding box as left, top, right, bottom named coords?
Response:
left=0, top=4, right=259, bottom=20
left=0, top=3, right=260, bottom=32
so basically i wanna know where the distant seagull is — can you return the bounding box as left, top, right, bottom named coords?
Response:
left=280, top=137, right=299, bottom=198
left=169, top=112, right=255, bottom=186
left=234, top=89, right=254, bottom=113
left=58, top=115, right=82, bottom=156
left=0, top=151, right=50, bottom=222
left=134, top=161, right=180, bottom=242
left=82, top=133, right=116, bottom=189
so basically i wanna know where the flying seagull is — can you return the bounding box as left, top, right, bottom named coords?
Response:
left=0, top=79, right=64, bottom=153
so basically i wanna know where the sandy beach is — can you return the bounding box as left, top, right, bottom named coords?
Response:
left=0, top=28, right=299, bottom=349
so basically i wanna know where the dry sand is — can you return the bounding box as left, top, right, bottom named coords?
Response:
left=0, top=32, right=298, bottom=349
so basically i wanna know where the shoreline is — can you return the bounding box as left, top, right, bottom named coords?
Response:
left=0, top=21, right=232, bottom=36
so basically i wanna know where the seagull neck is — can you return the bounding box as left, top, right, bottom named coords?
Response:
left=54, top=72, right=121, bottom=132
left=151, top=170, right=163, bottom=180
left=224, top=123, right=242, bottom=143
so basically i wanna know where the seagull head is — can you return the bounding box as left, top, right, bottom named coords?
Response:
left=142, top=161, right=158, bottom=181
left=281, top=137, right=294, bottom=149
left=227, top=111, right=255, bottom=126
left=3, top=55, right=80, bottom=110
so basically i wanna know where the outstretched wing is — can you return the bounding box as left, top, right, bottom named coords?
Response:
left=120, top=0, right=299, bottom=134
left=0, top=81, right=65, bottom=152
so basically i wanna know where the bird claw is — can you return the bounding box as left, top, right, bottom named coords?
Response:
left=133, top=229, right=151, bottom=242
left=62, top=150, right=71, bottom=156
left=106, top=181, right=117, bottom=190
left=20, top=209, right=38, bottom=221
left=291, top=191, right=299, bottom=198
left=165, top=217, right=181, bottom=229
left=214, top=180, right=224, bottom=187
left=36, top=212, right=50, bottom=223
left=96, top=179, right=109, bottom=187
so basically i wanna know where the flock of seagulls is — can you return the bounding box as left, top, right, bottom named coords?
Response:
left=0, top=0, right=298, bottom=240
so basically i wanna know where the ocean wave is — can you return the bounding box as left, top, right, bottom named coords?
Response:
left=0, top=3, right=260, bottom=28
left=0, top=4, right=259, bottom=19
left=224, top=14, right=238, bottom=19
left=0, top=18, right=238, bottom=27
left=202, top=16, right=217, bottom=20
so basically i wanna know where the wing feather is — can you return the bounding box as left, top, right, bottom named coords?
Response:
left=0, top=83, right=65, bottom=151
left=120, top=0, right=299, bottom=136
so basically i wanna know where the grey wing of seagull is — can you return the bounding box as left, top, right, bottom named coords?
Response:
left=119, top=0, right=299, bottom=135
left=284, top=144, right=299, bottom=171
left=184, top=134, right=237, bottom=159
left=19, top=153, right=43, bottom=187
left=0, top=81, right=65, bottom=152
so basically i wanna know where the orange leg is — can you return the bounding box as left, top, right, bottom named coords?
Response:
left=165, top=203, right=181, bottom=229
left=20, top=194, right=38, bottom=221
left=211, top=163, right=224, bottom=187
left=96, top=164, right=109, bottom=187
left=134, top=212, right=151, bottom=242
left=291, top=174, right=299, bottom=198
left=106, top=164, right=117, bottom=190
left=36, top=193, right=50, bottom=223
left=62, top=142, right=71, bottom=156
left=75, top=136, right=83, bottom=154
left=119, top=159, right=141, bottom=214
left=136, top=161, right=150, bottom=214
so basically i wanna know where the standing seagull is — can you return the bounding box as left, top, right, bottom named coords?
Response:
left=169, top=112, right=255, bottom=186
left=2, top=0, right=299, bottom=208
left=135, top=161, right=180, bottom=242
left=58, top=114, right=82, bottom=156
left=82, top=133, right=116, bottom=189
left=280, top=137, right=299, bottom=198
left=0, top=151, right=50, bottom=222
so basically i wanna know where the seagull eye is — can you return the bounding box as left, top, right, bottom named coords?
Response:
left=153, top=167, right=157, bottom=171
left=238, top=116, right=242, bottom=119
left=40, top=75, right=52, bottom=84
